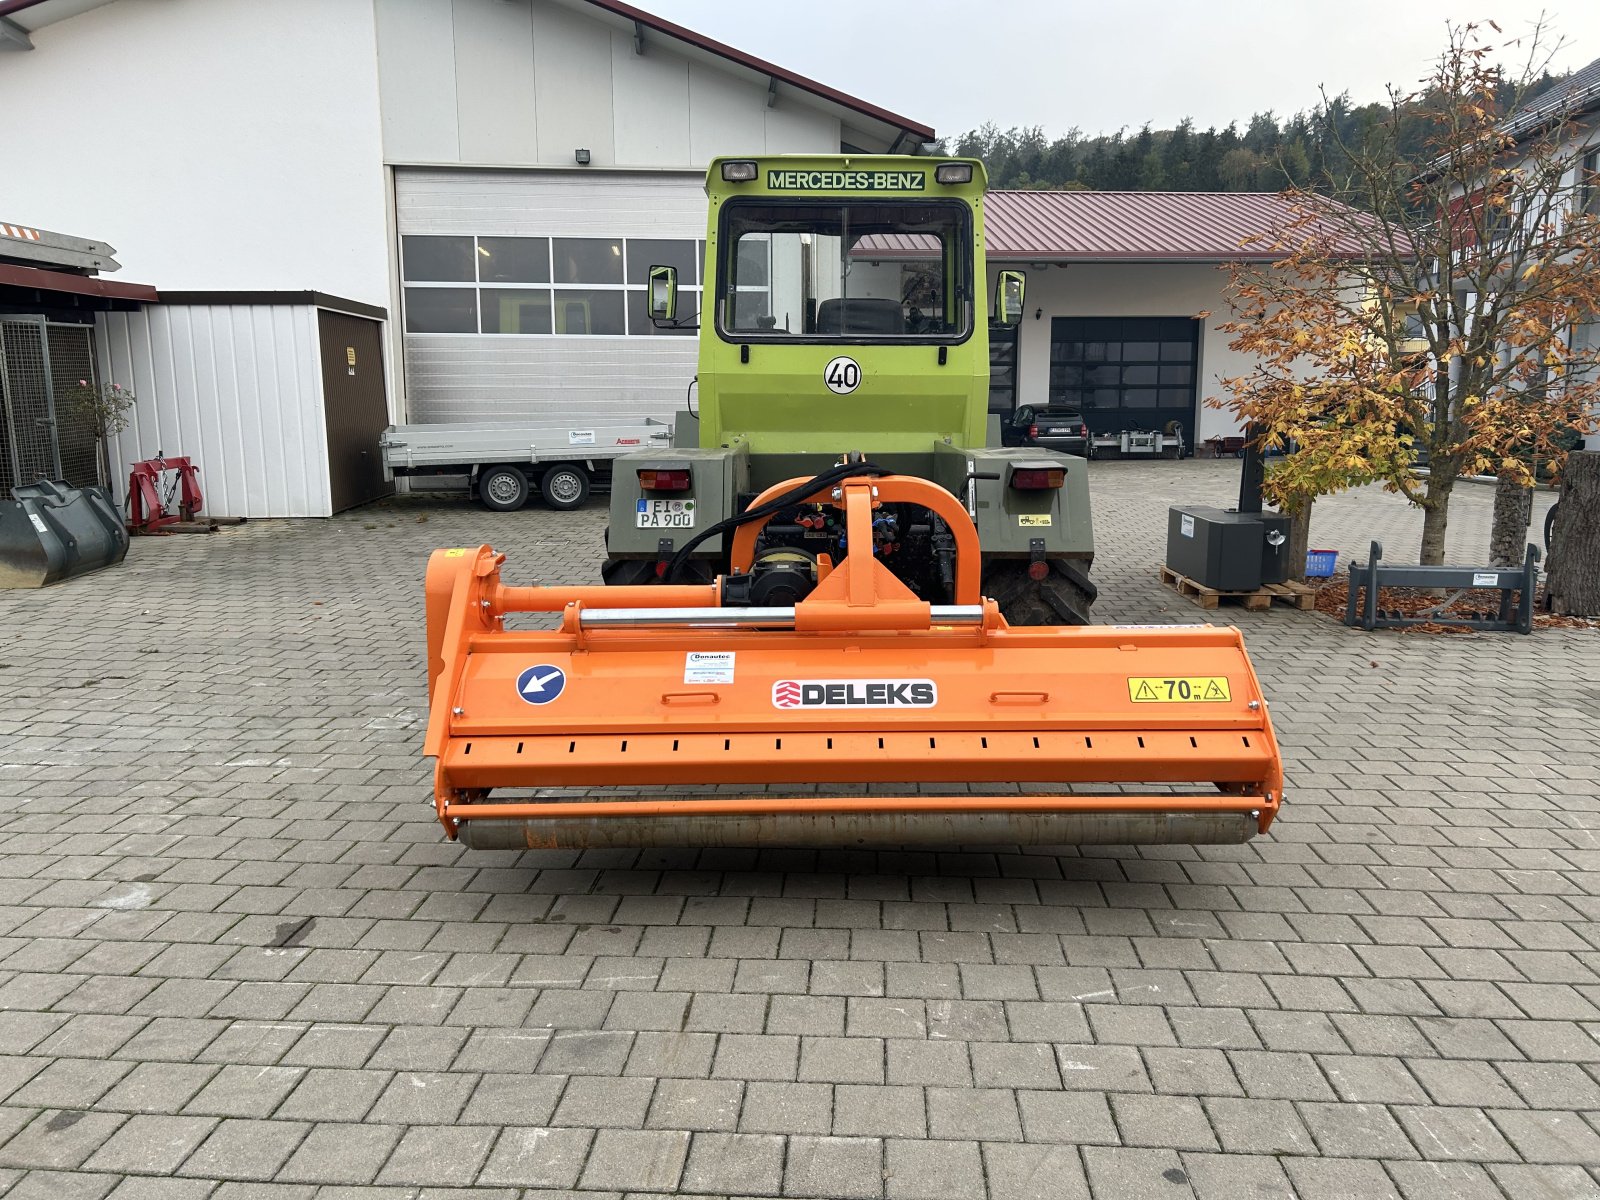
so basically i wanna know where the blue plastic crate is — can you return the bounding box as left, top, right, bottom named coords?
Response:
left=1305, top=549, right=1338, bottom=578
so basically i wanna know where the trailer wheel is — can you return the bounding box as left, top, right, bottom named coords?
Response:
left=540, top=464, right=591, bottom=511
left=982, top=559, right=1096, bottom=626
left=479, top=465, right=530, bottom=511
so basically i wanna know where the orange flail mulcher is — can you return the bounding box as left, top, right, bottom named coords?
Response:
left=424, top=476, right=1283, bottom=850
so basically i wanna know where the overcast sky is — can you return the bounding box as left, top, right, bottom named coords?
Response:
left=642, top=1, right=1600, bottom=141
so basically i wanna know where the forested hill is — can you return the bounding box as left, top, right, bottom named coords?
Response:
left=938, top=70, right=1573, bottom=193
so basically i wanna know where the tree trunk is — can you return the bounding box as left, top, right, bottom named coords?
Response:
left=1489, top=473, right=1534, bottom=567
left=1419, top=451, right=1460, bottom=566
left=1545, top=450, right=1600, bottom=616
left=1420, top=493, right=1451, bottom=565
left=1283, top=499, right=1312, bottom=583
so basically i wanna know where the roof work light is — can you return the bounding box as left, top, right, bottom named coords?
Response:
left=721, top=161, right=759, bottom=182
left=935, top=162, right=974, bottom=184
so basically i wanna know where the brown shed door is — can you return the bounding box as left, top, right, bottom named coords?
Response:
left=318, top=310, right=393, bottom=512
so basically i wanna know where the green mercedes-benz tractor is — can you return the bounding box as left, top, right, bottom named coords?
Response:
left=600, top=154, right=1096, bottom=624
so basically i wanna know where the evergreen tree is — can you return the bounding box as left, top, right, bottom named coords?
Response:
left=937, top=54, right=1583, bottom=196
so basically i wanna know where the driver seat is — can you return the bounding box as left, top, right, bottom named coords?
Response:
left=815, top=298, right=905, bottom=335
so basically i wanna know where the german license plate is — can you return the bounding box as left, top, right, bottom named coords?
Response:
left=636, top=498, right=695, bottom=528
left=1044, top=427, right=1075, bottom=436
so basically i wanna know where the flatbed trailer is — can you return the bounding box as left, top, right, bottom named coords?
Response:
left=1088, top=426, right=1185, bottom=460
left=380, top=418, right=671, bottom=511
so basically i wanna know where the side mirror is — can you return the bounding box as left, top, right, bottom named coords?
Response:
left=994, top=270, right=1026, bottom=327
left=1014, top=405, right=1034, bottom=425
left=648, top=265, right=678, bottom=322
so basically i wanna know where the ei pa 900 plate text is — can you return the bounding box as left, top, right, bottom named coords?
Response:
left=636, top=499, right=695, bottom=529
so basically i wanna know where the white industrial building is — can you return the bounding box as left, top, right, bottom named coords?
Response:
left=1, top=0, right=1265, bottom=517
left=0, top=0, right=931, bottom=514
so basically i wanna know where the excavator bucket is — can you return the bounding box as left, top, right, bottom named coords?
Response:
left=423, top=477, right=1284, bottom=850
left=0, top=480, right=128, bottom=588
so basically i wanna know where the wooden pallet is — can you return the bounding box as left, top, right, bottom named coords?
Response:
left=1159, top=566, right=1317, bottom=611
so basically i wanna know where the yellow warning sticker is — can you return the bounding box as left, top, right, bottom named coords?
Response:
left=443, top=548, right=468, bottom=558
left=1018, top=514, right=1052, bottom=527
left=1128, top=677, right=1232, bottom=703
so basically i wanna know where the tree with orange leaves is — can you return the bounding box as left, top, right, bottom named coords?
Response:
left=1214, top=21, right=1600, bottom=569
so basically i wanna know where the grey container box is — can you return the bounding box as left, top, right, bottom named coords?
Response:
left=1166, top=506, right=1285, bottom=591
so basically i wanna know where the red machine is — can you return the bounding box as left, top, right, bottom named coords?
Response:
left=127, top=455, right=203, bottom=534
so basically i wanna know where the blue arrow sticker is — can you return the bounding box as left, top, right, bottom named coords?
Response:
left=515, top=664, right=567, bottom=705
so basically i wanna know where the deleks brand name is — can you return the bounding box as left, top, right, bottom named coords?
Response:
left=766, top=169, right=926, bottom=192
left=772, top=679, right=937, bottom=709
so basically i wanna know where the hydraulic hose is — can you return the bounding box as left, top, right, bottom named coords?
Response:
left=663, top=459, right=892, bottom=583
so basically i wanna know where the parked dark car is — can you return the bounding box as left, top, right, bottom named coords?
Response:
left=1008, top=405, right=1089, bottom=456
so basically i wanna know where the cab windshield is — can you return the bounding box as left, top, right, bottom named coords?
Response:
left=718, top=200, right=971, bottom=342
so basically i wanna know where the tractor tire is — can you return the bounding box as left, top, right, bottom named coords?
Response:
left=540, top=463, right=591, bottom=511
left=601, top=557, right=658, bottom=586
left=982, top=559, right=1097, bottom=626
left=600, top=556, right=717, bottom=587
left=479, top=465, right=530, bottom=512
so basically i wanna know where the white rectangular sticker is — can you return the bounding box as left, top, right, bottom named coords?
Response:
left=636, top=499, right=694, bottom=529
left=684, top=651, right=735, bottom=684
left=568, top=429, right=596, bottom=445
left=1180, top=514, right=1195, bottom=538
left=773, top=679, right=937, bottom=709
left=1472, top=572, right=1499, bottom=587
left=28, top=513, right=48, bottom=534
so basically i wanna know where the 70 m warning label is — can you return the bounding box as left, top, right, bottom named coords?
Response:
left=1128, top=677, right=1231, bottom=702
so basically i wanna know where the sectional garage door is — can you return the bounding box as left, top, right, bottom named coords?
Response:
left=394, top=168, right=709, bottom=425
left=1049, top=317, right=1199, bottom=447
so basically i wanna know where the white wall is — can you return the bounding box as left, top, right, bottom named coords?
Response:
left=1000, top=263, right=1249, bottom=442
left=97, top=306, right=333, bottom=519
left=0, top=0, right=391, bottom=306
left=374, top=0, right=842, bottom=168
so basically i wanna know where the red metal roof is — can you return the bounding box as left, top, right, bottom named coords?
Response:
left=0, top=262, right=158, bottom=302
left=580, top=0, right=933, bottom=145
left=980, top=191, right=1357, bottom=262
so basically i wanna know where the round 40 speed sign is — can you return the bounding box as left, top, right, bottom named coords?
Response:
left=823, top=356, right=862, bottom=394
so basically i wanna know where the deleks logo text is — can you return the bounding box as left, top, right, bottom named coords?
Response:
left=772, top=679, right=937, bottom=709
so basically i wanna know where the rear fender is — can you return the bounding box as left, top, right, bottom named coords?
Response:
left=602, top=444, right=748, bottom=558
left=934, top=443, right=1094, bottom=559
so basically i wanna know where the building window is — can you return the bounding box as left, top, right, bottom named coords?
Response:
left=477, top=237, right=550, bottom=283
left=402, top=236, right=476, bottom=282
left=1582, top=148, right=1600, bottom=217
left=553, top=290, right=626, bottom=335
left=480, top=288, right=552, bottom=335
left=404, top=287, right=477, bottom=334
left=400, top=235, right=702, bottom=336
left=553, top=238, right=623, bottom=285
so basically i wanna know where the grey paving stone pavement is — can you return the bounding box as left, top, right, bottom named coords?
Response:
left=0, top=459, right=1595, bottom=1197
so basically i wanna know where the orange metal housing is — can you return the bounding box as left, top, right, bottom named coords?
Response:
left=423, top=476, right=1284, bottom=850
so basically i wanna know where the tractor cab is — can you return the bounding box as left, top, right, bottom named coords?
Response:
left=648, top=157, right=1023, bottom=466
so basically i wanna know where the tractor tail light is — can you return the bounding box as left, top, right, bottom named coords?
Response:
left=1011, top=469, right=1064, bottom=490
left=639, top=469, right=691, bottom=491
left=1028, top=560, right=1050, bottom=581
